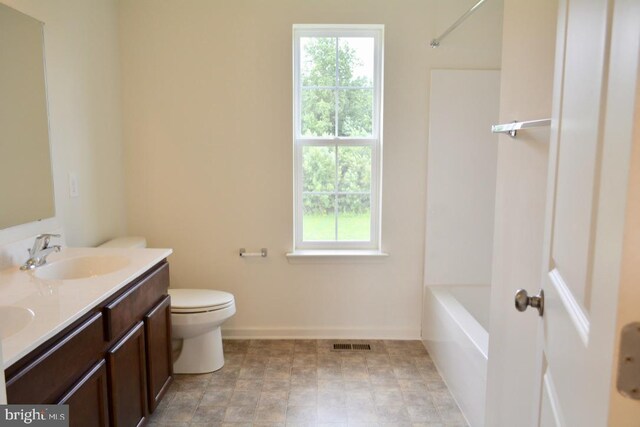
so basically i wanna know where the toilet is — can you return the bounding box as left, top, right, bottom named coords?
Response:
left=99, top=237, right=236, bottom=374
left=169, top=288, right=235, bottom=373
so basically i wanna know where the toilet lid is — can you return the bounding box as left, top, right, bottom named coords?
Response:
left=169, top=289, right=234, bottom=311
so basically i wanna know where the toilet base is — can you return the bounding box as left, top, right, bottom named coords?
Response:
left=173, top=326, right=225, bottom=374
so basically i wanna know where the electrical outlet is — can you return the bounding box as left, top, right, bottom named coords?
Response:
left=68, top=172, right=79, bottom=198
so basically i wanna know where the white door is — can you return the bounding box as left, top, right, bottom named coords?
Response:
left=530, top=0, right=640, bottom=425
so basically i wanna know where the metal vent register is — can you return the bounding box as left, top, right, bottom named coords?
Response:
left=332, top=343, right=371, bottom=351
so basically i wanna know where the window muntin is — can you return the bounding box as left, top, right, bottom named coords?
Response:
left=294, top=26, right=383, bottom=250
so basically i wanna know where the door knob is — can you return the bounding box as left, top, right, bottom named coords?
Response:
left=514, top=289, right=544, bottom=316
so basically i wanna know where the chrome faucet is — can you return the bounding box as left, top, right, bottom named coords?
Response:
left=20, top=234, right=62, bottom=270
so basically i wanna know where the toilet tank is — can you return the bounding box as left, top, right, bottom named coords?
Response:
left=99, top=236, right=147, bottom=249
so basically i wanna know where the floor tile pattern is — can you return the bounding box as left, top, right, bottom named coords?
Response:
left=148, top=339, right=468, bottom=427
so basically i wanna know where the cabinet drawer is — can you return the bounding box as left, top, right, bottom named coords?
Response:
left=6, top=312, right=105, bottom=404
left=104, top=262, right=169, bottom=342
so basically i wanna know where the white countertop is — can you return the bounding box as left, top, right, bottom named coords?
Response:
left=0, top=247, right=172, bottom=369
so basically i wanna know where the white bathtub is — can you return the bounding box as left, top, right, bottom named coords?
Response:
left=422, top=285, right=490, bottom=427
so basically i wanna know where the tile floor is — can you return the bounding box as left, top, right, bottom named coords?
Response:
left=148, top=339, right=468, bottom=427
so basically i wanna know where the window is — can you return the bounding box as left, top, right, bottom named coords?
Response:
left=293, top=25, right=383, bottom=250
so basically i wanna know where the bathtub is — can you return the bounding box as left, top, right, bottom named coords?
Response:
left=422, top=285, right=490, bottom=427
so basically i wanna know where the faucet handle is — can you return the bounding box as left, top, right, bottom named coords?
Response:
left=36, top=233, right=61, bottom=240
left=36, top=233, right=61, bottom=244
left=30, top=234, right=61, bottom=255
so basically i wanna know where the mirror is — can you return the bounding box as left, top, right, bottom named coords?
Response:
left=0, top=4, right=55, bottom=230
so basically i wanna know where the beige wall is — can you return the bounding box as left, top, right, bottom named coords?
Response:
left=118, top=0, right=503, bottom=338
left=0, top=0, right=126, bottom=247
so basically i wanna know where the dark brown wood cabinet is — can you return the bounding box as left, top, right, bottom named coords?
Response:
left=104, top=264, right=170, bottom=342
left=144, top=295, right=173, bottom=412
left=4, top=260, right=173, bottom=427
left=107, top=322, right=148, bottom=427
left=6, top=312, right=105, bottom=404
left=58, top=359, right=110, bottom=427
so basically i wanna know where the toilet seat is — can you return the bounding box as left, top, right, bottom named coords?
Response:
left=169, top=289, right=235, bottom=314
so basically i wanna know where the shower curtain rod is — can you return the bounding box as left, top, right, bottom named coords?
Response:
left=430, top=0, right=488, bottom=48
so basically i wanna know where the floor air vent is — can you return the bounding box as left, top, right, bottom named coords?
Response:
left=333, top=343, right=352, bottom=350
left=332, top=343, right=371, bottom=351
left=352, top=344, right=371, bottom=350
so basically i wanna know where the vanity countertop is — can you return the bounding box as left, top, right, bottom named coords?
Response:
left=0, top=247, right=172, bottom=369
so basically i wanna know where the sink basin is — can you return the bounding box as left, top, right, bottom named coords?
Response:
left=34, top=256, right=130, bottom=281
left=0, top=306, right=35, bottom=339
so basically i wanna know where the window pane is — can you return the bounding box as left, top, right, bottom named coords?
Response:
left=303, top=194, right=335, bottom=241
left=303, top=146, right=335, bottom=192
left=301, top=89, right=335, bottom=137
left=338, top=37, right=374, bottom=87
left=337, top=146, right=371, bottom=192
left=338, top=89, right=373, bottom=137
left=294, top=27, right=381, bottom=249
left=301, top=37, right=336, bottom=87
left=337, top=194, right=370, bottom=241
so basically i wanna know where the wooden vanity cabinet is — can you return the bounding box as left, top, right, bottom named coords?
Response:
left=5, top=312, right=106, bottom=404
left=58, top=359, right=110, bottom=427
left=4, top=260, right=173, bottom=427
left=108, top=322, right=148, bottom=427
left=144, top=295, right=173, bottom=412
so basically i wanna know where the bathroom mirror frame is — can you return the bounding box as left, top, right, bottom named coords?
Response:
left=0, top=3, right=56, bottom=231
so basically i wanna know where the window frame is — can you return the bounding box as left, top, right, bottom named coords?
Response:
left=293, top=24, right=384, bottom=251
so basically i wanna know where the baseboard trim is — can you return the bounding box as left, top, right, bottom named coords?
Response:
left=221, top=327, right=420, bottom=340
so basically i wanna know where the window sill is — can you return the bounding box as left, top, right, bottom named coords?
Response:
left=286, top=250, right=389, bottom=263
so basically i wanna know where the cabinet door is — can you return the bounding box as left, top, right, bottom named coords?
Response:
left=58, top=359, right=109, bottom=427
left=144, top=295, right=173, bottom=412
left=107, top=322, right=147, bottom=427
left=6, top=312, right=105, bottom=404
